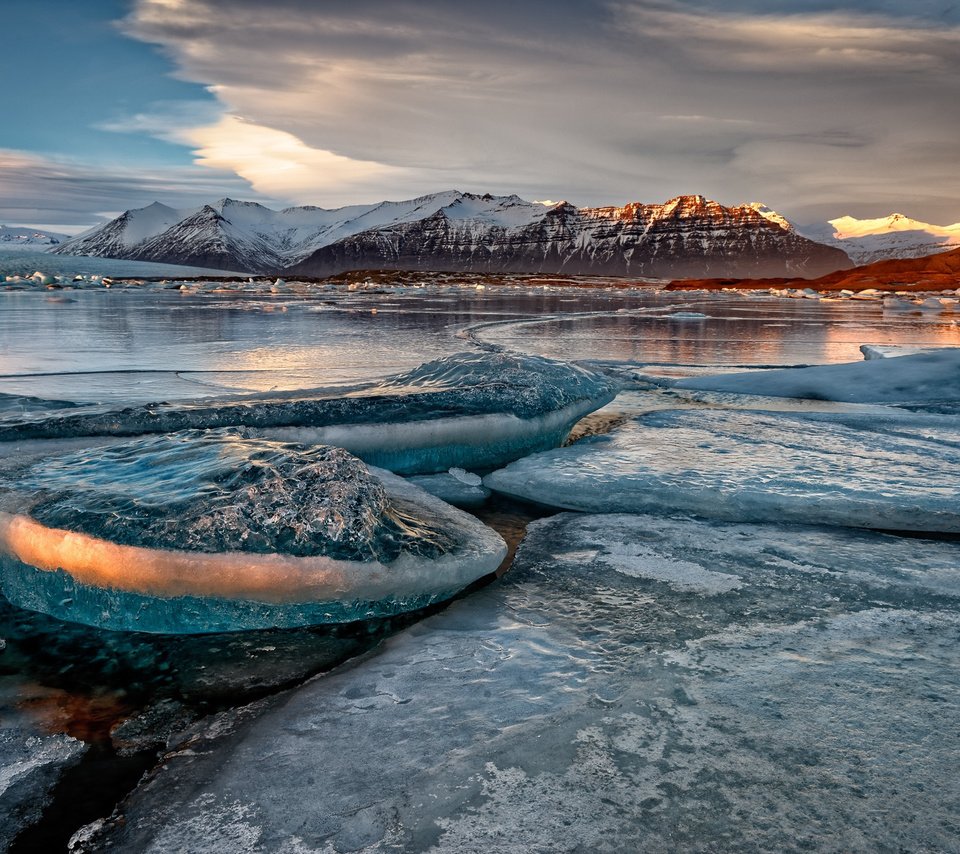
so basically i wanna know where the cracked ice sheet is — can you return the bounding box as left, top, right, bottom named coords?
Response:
left=485, top=408, right=960, bottom=532
left=75, top=513, right=960, bottom=853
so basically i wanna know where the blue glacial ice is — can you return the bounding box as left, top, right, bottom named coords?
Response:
left=485, top=408, right=960, bottom=532
left=0, top=352, right=616, bottom=475
left=0, top=429, right=506, bottom=633
left=70, top=512, right=960, bottom=853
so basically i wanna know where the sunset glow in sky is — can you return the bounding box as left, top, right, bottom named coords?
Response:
left=4, top=0, right=959, bottom=231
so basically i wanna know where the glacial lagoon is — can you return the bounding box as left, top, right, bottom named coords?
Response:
left=1, top=263, right=959, bottom=851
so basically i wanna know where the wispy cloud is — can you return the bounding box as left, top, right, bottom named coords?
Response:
left=0, top=149, right=265, bottom=231
left=106, top=0, right=960, bottom=222
left=9, top=0, right=960, bottom=225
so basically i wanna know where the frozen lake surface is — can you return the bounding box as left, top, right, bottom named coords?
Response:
left=0, top=265, right=958, bottom=851
left=2, top=279, right=958, bottom=404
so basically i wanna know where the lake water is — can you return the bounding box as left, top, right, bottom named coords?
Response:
left=2, top=281, right=957, bottom=405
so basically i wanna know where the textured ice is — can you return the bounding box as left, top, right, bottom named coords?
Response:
left=0, top=430, right=506, bottom=633
left=485, top=408, right=960, bottom=532
left=674, top=349, right=960, bottom=406
left=73, top=513, right=960, bottom=853
left=0, top=728, right=87, bottom=851
left=0, top=352, right=616, bottom=475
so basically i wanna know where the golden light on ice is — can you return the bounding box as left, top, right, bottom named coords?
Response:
left=0, top=511, right=379, bottom=604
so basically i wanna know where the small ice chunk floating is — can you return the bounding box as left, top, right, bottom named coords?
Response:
left=0, top=353, right=617, bottom=475
left=0, top=430, right=506, bottom=633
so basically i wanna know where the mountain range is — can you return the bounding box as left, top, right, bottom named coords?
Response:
left=51, top=192, right=851, bottom=279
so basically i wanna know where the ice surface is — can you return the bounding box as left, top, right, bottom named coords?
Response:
left=0, top=430, right=506, bottom=633
left=673, top=349, right=960, bottom=406
left=0, top=352, right=616, bottom=475
left=860, top=343, right=957, bottom=360
left=485, top=408, right=960, bottom=532
left=73, top=512, right=960, bottom=853
left=407, top=469, right=491, bottom=508
left=0, top=248, right=242, bottom=279
left=0, top=728, right=87, bottom=851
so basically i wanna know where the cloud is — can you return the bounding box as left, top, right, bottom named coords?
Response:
left=110, top=0, right=960, bottom=222
left=0, top=149, right=265, bottom=231
left=6, top=0, right=954, bottom=226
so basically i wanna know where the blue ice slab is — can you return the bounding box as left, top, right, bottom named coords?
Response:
left=0, top=352, right=617, bottom=475
left=0, top=430, right=506, bottom=633
left=486, top=408, right=960, bottom=532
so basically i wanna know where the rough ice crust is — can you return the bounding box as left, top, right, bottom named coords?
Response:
left=673, top=349, right=960, bottom=406
left=0, top=352, right=617, bottom=475
left=0, top=730, right=87, bottom=852
left=485, top=409, right=960, bottom=532
left=72, top=513, right=960, bottom=853
left=13, top=430, right=440, bottom=561
left=0, top=430, right=506, bottom=633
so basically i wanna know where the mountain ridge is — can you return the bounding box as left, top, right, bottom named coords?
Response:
left=52, top=191, right=851, bottom=279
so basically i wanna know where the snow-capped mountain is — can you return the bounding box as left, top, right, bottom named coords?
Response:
left=288, top=193, right=850, bottom=279
left=0, top=225, right=70, bottom=249
left=797, top=213, right=960, bottom=265
left=54, top=191, right=851, bottom=278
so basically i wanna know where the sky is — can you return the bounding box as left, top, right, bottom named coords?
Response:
left=3, top=0, right=959, bottom=232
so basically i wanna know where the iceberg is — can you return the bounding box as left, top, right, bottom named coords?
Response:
left=0, top=352, right=617, bottom=475
left=672, top=349, right=960, bottom=406
left=71, top=512, right=960, bottom=853
left=485, top=409, right=960, bottom=532
left=0, top=429, right=506, bottom=633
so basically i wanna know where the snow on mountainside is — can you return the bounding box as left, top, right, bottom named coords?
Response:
left=58, top=202, right=193, bottom=259
left=0, top=225, right=70, bottom=249
left=53, top=191, right=850, bottom=278
left=289, top=193, right=851, bottom=279
left=797, top=213, right=960, bottom=265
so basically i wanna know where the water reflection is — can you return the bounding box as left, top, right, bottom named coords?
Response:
left=478, top=296, right=960, bottom=365
left=3, top=287, right=957, bottom=405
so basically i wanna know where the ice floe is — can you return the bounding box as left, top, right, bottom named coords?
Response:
left=72, top=513, right=960, bottom=852
left=673, top=348, right=960, bottom=406
left=860, top=343, right=957, bottom=360
left=485, top=408, right=960, bottom=532
left=0, top=429, right=506, bottom=633
left=407, top=468, right=491, bottom=508
left=0, top=352, right=616, bottom=475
